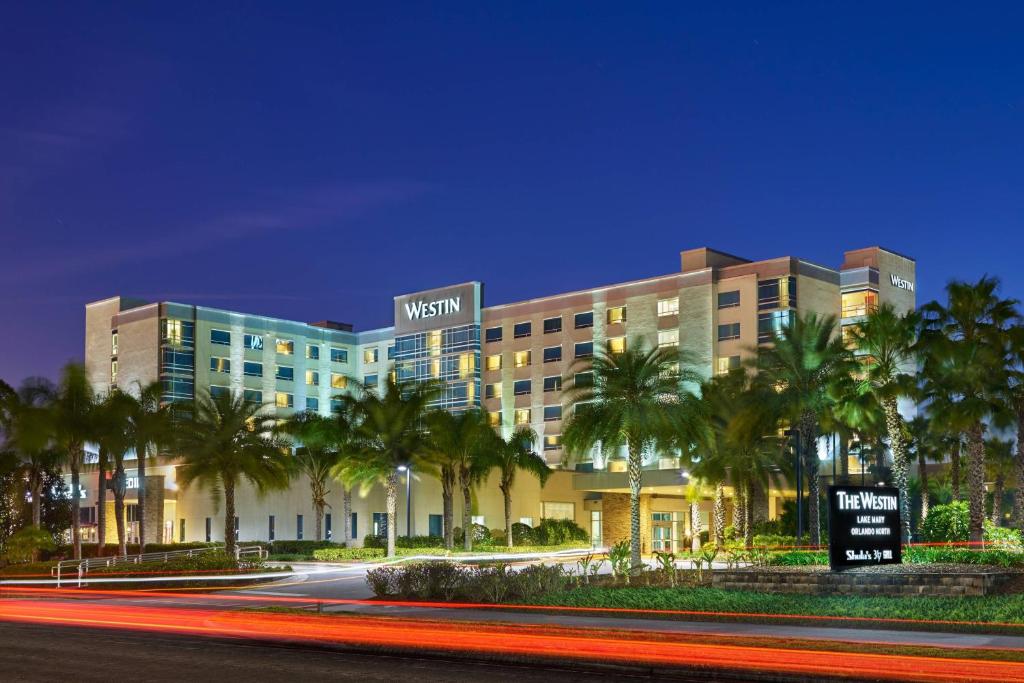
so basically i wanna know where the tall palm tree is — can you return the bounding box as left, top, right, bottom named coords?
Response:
left=850, top=304, right=920, bottom=542
left=123, top=380, right=172, bottom=552
left=907, top=414, right=943, bottom=525
left=99, top=390, right=137, bottom=555
left=174, top=389, right=291, bottom=557
left=986, top=438, right=1015, bottom=527
left=92, top=391, right=130, bottom=555
left=52, top=363, right=97, bottom=560
left=424, top=408, right=494, bottom=551
left=485, top=426, right=550, bottom=548
left=1005, top=326, right=1024, bottom=531
left=562, top=342, right=704, bottom=572
left=921, top=276, right=1018, bottom=542
left=757, top=313, right=856, bottom=546
left=333, top=379, right=435, bottom=558
left=276, top=411, right=347, bottom=542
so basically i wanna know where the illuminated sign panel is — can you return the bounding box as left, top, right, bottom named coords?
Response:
left=889, top=273, right=914, bottom=292
left=393, top=282, right=481, bottom=335
left=828, top=485, right=902, bottom=570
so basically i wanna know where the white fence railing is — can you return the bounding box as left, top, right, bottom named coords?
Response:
left=51, top=545, right=267, bottom=587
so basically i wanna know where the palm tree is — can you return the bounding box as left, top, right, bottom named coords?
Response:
left=92, top=390, right=135, bottom=555
left=174, top=389, right=291, bottom=557
left=986, top=438, right=1015, bottom=527
left=849, top=304, right=920, bottom=542
left=757, top=313, right=856, bottom=546
left=907, top=414, right=943, bottom=525
left=562, top=342, right=704, bottom=572
left=921, top=276, right=1018, bottom=542
left=424, top=408, right=494, bottom=551
left=276, top=411, right=347, bottom=542
left=52, top=363, right=97, bottom=560
left=123, top=380, right=172, bottom=552
left=333, top=379, right=435, bottom=558
left=1, top=379, right=60, bottom=528
left=485, top=426, right=550, bottom=548
left=1005, top=327, right=1024, bottom=531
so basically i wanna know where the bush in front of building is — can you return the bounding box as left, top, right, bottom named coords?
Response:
left=313, top=547, right=386, bottom=562
left=0, top=526, right=56, bottom=565
left=532, top=518, right=588, bottom=546
left=365, top=560, right=569, bottom=602
left=453, top=524, right=493, bottom=546
left=262, top=540, right=338, bottom=554
left=920, top=502, right=971, bottom=543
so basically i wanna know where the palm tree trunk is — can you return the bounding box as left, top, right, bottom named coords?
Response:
left=883, top=397, right=911, bottom=543
left=967, top=423, right=986, bottom=543
left=442, top=468, right=455, bottom=550
left=461, top=475, right=473, bottom=552
left=627, top=443, right=643, bottom=573
left=689, top=502, right=701, bottom=552
left=71, top=450, right=82, bottom=560
left=992, top=474, right=1005, bottom=527
left=799, top=414, right=821, bottom=546
left=342, top=485, right=352, bottom=546
left=30, top=471, right=42, bottom=528
left=744, top=481, right=755, bottom=547
left=385, top=471, right=398, bottom=558
left=136, top=441, right=147, bottom=551
left=919, top=447, right=930, bottom=525
left=733, top=490, right=746, bottom=541
left=224, top=480, right=237, bottom=558
left=950, top=440, right=961, bottom=500
left=712, top=482, right=725, bottom=546
left=315, top=500, right=324, bottom=542
left=97, top=448, right=108, bottom=556
left=114, top=466, right=127, bottom=557
left=502, top=481, right=513, bottom=548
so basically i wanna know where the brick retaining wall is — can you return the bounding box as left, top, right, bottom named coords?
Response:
left=712, top=568, right=1013, bottom=597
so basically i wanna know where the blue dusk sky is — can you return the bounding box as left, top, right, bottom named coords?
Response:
left=1, top=2, right=1022, bottom=383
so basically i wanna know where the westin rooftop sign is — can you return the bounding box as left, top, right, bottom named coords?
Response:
left=393, top=282, right=480, bottom=335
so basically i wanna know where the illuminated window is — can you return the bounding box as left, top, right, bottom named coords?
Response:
left=658, top=329, right=679, bottom=348
left=163, top=320, right=195, bottom=345
left=331, top=373, right=348, bottom=389
left=486, top=354, right=502, bottom=371
left=243, top=361, right=263, bottom=377
left=485, top=382, right=501, bottom=399
left=717, top=291, right=740, bottom=309
left=488, top=411, right=502, bottom=427
left=542, top=501, right=574, bottom=519
left=543, top=435, right=562, bottom=452
left=574, top=341, right=593, bottom=358
left=306, top=370, right=319, bottom=386
left=513, top=379, right=531, bottom=395
left=513, top=321, right=532, bottom=338
left=513, top=350, right=531, bottom=368
left=607, top=307, right=626, bottom=325
left=485, top=326, right=503, bottom=343
left=543, top=405, right=562, bottom=422
left=111, top=332, right=118, bottom=356
left=330, top=348, right=348, bottom=363
left=209, top=328, right=231, bottom=346
left=841, top=290, right=878, bottom=319
left=210, top=357, right=230, bottom=373
left=543, top=376, right=562, bottom=392
left=758, top=310, right=793, bottom=343
left=758, top=277, right=796, bottom=310
left=363, top=348, right=379, bottom=364
left=842, top=324, right=862, bottom=347
left=276, top=365, right=294, bottom=381
left=543, top=346, right=562, bottom=363
left=306, top=344, right=320, bottom=360
left=458, top=352, right=475, bottom=379
left=276, top=339, right=294, bottom=355
left=574, top=311, right=594, bottom=329
left=276, top=392, right=294, bottom=409
left=717, top=323, right=740, bottom=341
left=514, top=408, right=531, bottom=425
left=243, top=333, right=264, bottom=350
left=110, top=359, right=118, bottom=382
left=543, top=317, right=562, bottom=334
left=715, top=355, right=741, bottom=375
left=607, top=337, right=626, bottom=354
left=657, top=297, right=679, bottom=316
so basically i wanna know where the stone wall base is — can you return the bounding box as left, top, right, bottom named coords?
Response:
left=712, top=568, right=1013, bottom=597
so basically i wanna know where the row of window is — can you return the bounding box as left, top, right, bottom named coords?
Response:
left=484, top=373, right=592, bottom=398
left=716, top=310, right=796, bottom=343
left=206, top=329, right=353, bottom=363
left=482, top=299, right=691, bottom=345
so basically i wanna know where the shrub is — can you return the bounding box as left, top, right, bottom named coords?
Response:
left=454, top=524, right=492, bottom=546
left=533, top=518, right=588, bottom=545
left=366, top=566, right=401, bottom=596
left=364, top=534, right=385, bottom=549
left=920, top=502, right=970, bottom=543
left=365, top=560, right=567, bottom=602
left=265, top=540, right=337, bottom=554
left=511, top=522, right=536, bottom=545
left=313, top=547, right=385, bottom=562
left=905, top=546, right=1024, bottom=567
left=753, top=534, right=799, bottom=549
left=396, top=535, right=445, bottom=549
left=984, top=522, right=1023, bottom=551
left=1, top=526, right=56, bottom=564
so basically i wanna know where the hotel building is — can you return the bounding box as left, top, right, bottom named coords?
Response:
left=80, top=245, right=916, bottom=551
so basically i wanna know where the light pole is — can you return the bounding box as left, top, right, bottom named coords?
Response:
left=398, top=465, right=412, bottom=537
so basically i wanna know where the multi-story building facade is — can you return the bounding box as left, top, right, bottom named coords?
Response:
left=79, top=245, right=915, bottom=552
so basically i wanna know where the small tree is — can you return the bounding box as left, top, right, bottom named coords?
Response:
left=485, top=427, right=550, bottom=548
left=276, top=411, right=346, bottom=542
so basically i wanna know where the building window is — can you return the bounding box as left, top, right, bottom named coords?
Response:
left=330, top=398, right=343, bottom=413
left=110, top=359, right=118, bottom=382
left=372, top=512, right=388, bottom=538
left=657, top=297, right=680, bottom=317
left=542, top=501, right=573, bottom=519
left=276, top=392, right=293, bottom=409
left=276, top=365, right=294, bottom=381
left=210, top=385, right=230, bottom=399
left=163, top=319, right=195, bottom=345
left=306, top=344, right=320, bottom=360
left=514, top=408, right=531, bottom=425
left=543, top=376, right=562, bottom=392
left=485, top=382, right=501, bottom=399
left=658, top=329, right=679, bottom=348
left=306, top=396, right=319, bottom=412
left=758, top=277, right=796, bottom=310
left=607, top=337, right=626, bottom=354
left=276, top=339, right=294, bottom=355
left=715, top=355, right=742, bottom=375
left=111, top=332, right=118, bottom=355
left=485, top=326, right=503, bottom=343
left=162, top=348, right=195, bottom=373
left=296, top=514, right=304, bottom=540
left=543, top=405, right=562, bottom=422
left=488, top=411, right=502, bottom=427
left=243, top=361, right=263, bottom=377
left=387, top=345, right=396, bottom=360
left=363, top=348, right=379, bottom=364
left=330, top=373, right=348, bottom=389
left=364, top=374, right=378, bottom=388
left=513, top=321, right=532, bottom=338
left=718, top=290, right=740, bottom=309
left=330, top=348, right=348, bottom=363
left=243, top=333, right=264, bottom=350
left=574, top=341, right=593, bottom=358
left=210, top=329, right=231, bottom=346
left=325, top=513, right=332, bottom=540
left=513, top=350, right=531, bottom=368
left=428, top=514, right=443, bottom=537
left=513, top=379, right=531, bottom=395
left=305, top=370, right=319, bottom=386
left=543, top=317, right=562, bottom=334
left=717, top=323, right=741, bottom=342
left=210, top=357, right=230, bottom=373
left=758, top=310, right=793, bottom=343
left=574, top=311, right=594, bottom=329
left=543, top=346, right=562, bottom=363
left=243, top=389, right=262, bottom=404
left=607, top=306, right=626, bottom=325
left=268, top=515, right=276, bottom=541
left=485, top=354, right=502, bottom=371
left=841, top=290, right=879, bottom=319
left=543, top=434, right=561, bottom=451
left=574, top=372, right=594, bottom=388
